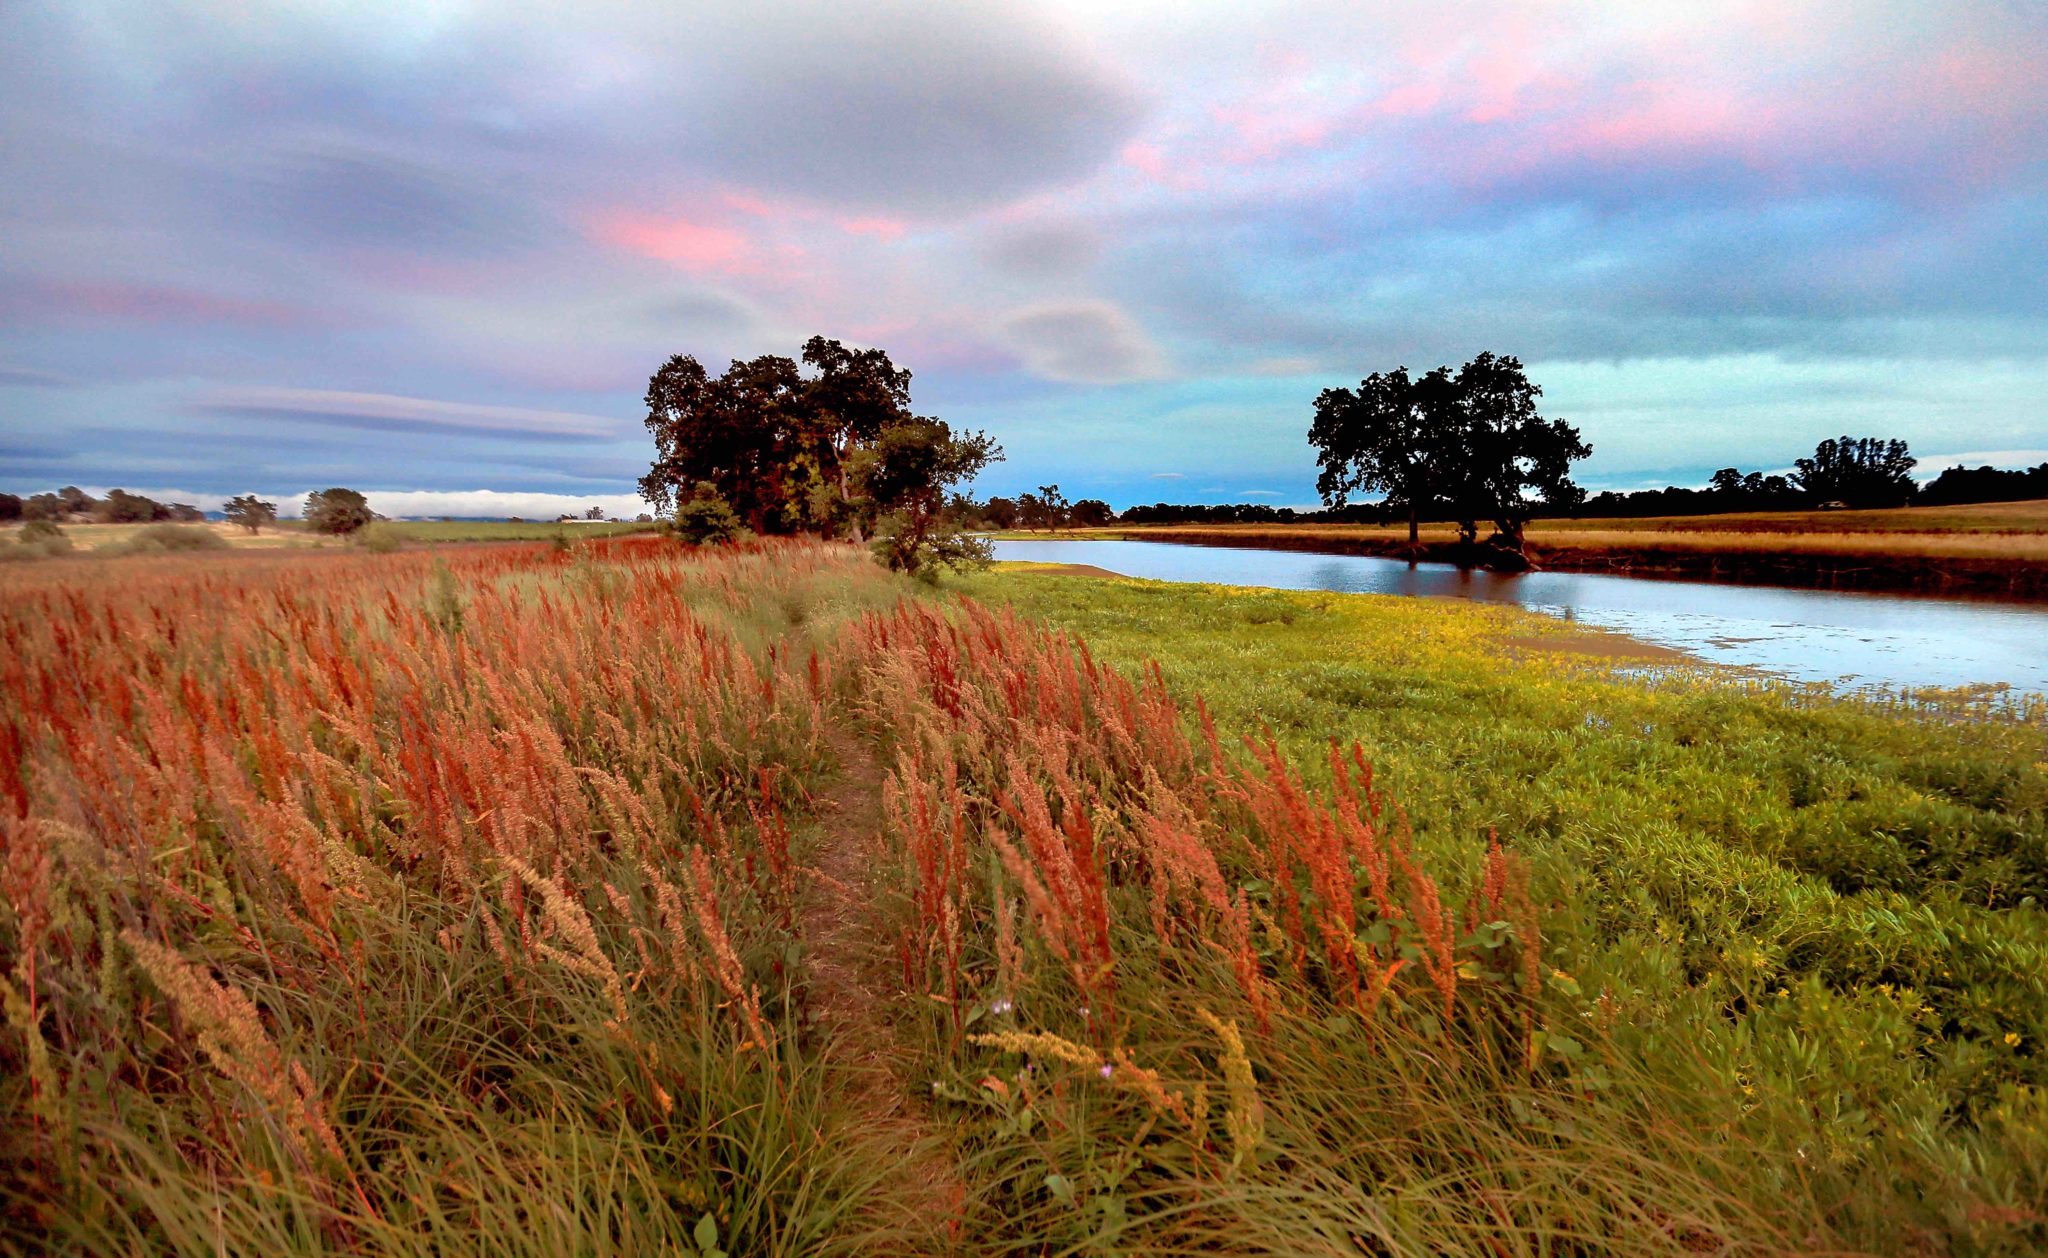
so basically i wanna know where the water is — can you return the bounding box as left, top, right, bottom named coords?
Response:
left=992, top=539, right=2048, bottom=697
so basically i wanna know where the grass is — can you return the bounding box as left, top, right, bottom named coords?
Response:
left=0, top=521, right=323, bottom=551
left=379, top=519, right=659, bottom=542
left=3, top=538, right=2045, bottom=1253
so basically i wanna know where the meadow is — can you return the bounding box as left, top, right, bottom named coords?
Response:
left=2, top=539, right=2043, bottom=1254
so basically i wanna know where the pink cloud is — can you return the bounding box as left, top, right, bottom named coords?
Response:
left=591, top=212, right=754, bottom=274
left=837, top=215, right=907, bottom=240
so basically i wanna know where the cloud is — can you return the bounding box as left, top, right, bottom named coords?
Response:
left=980, top=221, right=1101, bottom=279
left=1149, top=471, right=1186, bottom=479
left=192, top=388, right=628, bottom=440
left=0, top=364, right=78, bottom=387
left=998, top=300, right=1167, bottom=384
left=658, top=2, right=1146, bottom=214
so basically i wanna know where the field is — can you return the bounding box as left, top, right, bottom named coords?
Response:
left=0, top=521, right=323, bottom=551
left=378, top=520, right=659, bottom=542
left=3, top=539, right=2045, bottom=1254
left=1020, top=499, right=2048, bottom=598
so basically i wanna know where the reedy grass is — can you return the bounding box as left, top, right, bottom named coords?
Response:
left=7, top=539, right=2046, bottom=1255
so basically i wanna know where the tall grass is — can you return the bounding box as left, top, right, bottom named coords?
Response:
left=5, top=538, right=2044, bottom=1254
left=0, top=538, right=900, bottom=1253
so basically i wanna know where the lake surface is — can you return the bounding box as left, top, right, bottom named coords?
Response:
left=992, top=538, right=2048, bottom=697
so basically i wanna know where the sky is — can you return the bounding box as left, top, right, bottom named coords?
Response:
left=2, top=0, right=2045, bottom=518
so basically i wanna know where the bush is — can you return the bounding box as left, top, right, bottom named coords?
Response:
left=355, top=523, right=403, bottom=553
left=1, top=520, right=75, bottom=561
left=96, top=525, right=228, bottom=557
left=672, top=482, right=747, bottom=546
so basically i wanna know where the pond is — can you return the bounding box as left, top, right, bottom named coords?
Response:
left=991, top=538, right=2048, bottom=698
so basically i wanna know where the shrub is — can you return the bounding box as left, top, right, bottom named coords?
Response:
left=1, top=520, right=74, bottom=561
left=355, top=522, right=402, bottom=553
left=96, top=524, right=228, bottom=557
left=672, top=481, right=747, bottom=546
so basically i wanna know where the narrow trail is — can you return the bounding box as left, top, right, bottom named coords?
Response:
left=804, top=724, right=966, bottom=1251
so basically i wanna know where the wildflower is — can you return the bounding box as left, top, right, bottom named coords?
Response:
left=991, top=998, right=1013, bottom=1015
left=1098, top=1062, right=1115, bottom=1079
left=2006, top=1032, right=2022, bottom=1047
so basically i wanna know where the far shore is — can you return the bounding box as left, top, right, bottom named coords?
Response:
left=992, top=498, right=2048, bottom=600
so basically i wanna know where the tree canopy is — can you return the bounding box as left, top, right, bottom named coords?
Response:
left=304, top=487, right=373, bottom=535
left=639, top=336, right=915, bottom=534
left=223, top=494, right=277, bottom=534
left=640, top=336, right=1002, bottom=576
left=1792, top=436, right=1917, bottom=508
left=1309, top=352, right=1588, bottom=550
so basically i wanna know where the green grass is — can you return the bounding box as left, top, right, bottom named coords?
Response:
left=950, top=566, right=2048, bottom=1250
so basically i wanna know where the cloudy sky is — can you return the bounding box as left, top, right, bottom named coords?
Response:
left=3, top=0, right=2044, bottom=517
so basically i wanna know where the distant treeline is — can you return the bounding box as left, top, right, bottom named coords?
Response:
left=1583, top=460, right=2048, bottom=517
left=0, top=485, right=204, bottom=523
left=974, top=455, right=2048, bottom=530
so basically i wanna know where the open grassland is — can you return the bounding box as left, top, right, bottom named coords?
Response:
left=1031, top=500, right=2048, bottom=598
left=379, top=519, right=660, bottom=542
left=1, top=521, right=323, bottom=551
left=2, top=540, right=2044, bottom=1254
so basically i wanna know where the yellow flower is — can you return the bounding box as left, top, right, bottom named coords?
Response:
left=2006, top=1032, right=2022, bottom=1048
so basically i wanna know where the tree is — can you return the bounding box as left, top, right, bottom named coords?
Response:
left=1792, top=436, right=1917, bottom=508
left=1069, top=498, right=1114, bottom=527
left=859, top=419, right=1003, bottom=581
left=0, top=493, right=19, bottom=522
left=1035, top=484, right=1071, bottom=533
left=1446, top=352, right=1590, bottom=548
left=584, top=505, right=606, bottom=520
left=639, top=337, right=915, bottom=536
left=223, top=495, right=278, bottom=534
left=305, top=487, right=373, bottom=535
left=1308, top=364, right=1460, bottom=546
left=58, top=486, right=96, bottom=517
left=97, top=488, right=164, bottom=523
left=983, top=496, right=1020, bottom=530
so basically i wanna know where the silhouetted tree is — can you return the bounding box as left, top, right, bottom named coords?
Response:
left=1920, top=461, right=2048, bottom=507
left=1792, top=436, right=1916, bottom=508
left=0, top=493, right=19, bottom=522
left=58, top=486, right=96, bottom=517
left=1069, top=498, right=1114, bottom=527
left=1309, top=365, right=1460, bottom=546
left=1446, top=352, right=1590, bottom=548
left=223, top=495, right=278, bottom=534
left=305, top=487, right=373, bottom=535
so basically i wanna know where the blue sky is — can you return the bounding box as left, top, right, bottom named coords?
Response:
left=2, top=0, right=2044, bottom=517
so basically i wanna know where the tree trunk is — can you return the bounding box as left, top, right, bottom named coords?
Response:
left=1407, top=505, right=1419, bottom=547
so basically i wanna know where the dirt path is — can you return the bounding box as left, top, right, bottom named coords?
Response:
left=804, top=725, right=965, bottom=1251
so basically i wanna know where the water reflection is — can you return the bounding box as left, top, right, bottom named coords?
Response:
left=993, top=539, right=2048, bottom=697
